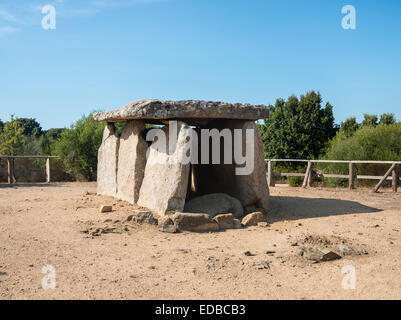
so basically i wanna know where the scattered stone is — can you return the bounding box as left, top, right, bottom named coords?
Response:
left=265, top=250, right=276, bottom=255
left=158, top=216, right=174, bottom=227
left=184, top=194, right=244, bottom=219
left=291, top=242, right=298, bottom=247
left=244, top=251, right=255, bottom=256
left=241, top=212, right=264, bottom=226
left=130, top=211, right=158, bottom=225
left=299, top=245, right=341, bottom=262
left=0, top=271, right=7, bottom=276
left=99, top=205, right=112, bottom=213
left=159, top=225, right=178, bottom=233
left=213, top=213, right=234, bottom=229
left=257, top=222, right=268, bottom=227
left=233, top=219, right=242, bottom=229
left=337, top=244, right=359, bottom=256
left=172, top=212, right=219, bottom=232
left=257, top=261, right=270, bottom=270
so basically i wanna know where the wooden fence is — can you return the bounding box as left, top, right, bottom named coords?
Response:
left=0, top=156, right=59, bottom=184
left=266, top=159, right=401, bottom=193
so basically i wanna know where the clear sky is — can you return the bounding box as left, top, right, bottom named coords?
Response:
left=1, top=0, right=400, bottom=129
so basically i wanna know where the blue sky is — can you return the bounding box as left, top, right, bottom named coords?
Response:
left=1, top=0, right=400, bottom=129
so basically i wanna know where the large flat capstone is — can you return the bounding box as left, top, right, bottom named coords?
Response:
left=93, top=99, right=269, bottom=124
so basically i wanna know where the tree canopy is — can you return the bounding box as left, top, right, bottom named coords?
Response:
left=0, top=116, right=25, bottom=156
left=259, top=91, right=337, bottom=160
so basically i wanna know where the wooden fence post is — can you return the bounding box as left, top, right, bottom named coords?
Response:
left=7, top=157, right=16, bottom=184
left=349, top=162, right=354, bottom=190
left=267, top=160, right=275, bottom=187
left=7, top=158, right=12, bottom=184
left=392, top=164, right=398, bottom=192
left=46, top=157, right=51, bottom=183
left=374, top=163, right=396, bottom=193
left=308, top=162, right=313, bottom=187
left=302, top=161, right=312, bottom=188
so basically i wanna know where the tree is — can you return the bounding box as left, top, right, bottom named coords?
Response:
left=53, top=113, right=105, bottom=181
left=15, top=118, right=43, bottom=137
left=0, top=119, right=4, bottom=133
left=0, top=116, right=25, bottom=156
left=259, top=91, right=337, bottom=160
left=340, top=117, right=359, bottom=137
left=361, top=114, right=378, bottom=127
left=380, top=113, right=396, bottom=125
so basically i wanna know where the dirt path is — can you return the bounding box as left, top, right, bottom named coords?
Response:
left=0, top=182, right=400, bottom=299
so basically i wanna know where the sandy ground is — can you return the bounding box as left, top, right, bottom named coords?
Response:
left=0, top=182, right=400, bottom=300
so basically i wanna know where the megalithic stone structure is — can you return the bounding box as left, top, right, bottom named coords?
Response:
left=93, top=99, right=270, bottom=217
left=117, top=120, right=148, bottom=204
left=97, top=123, right=119, bottom=197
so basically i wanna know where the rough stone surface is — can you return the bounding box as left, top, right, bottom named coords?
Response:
left=257, top=222, right=269, bottom=227
left=193, top=120, right=269, bottom=212
left=300, top=245, right=342, bottom=262
left=337, top=244, right=359, bottom=256
left=172, top=212, right=220, bottom=232
left=158, top=216, right=174, bottom=227
left=184, top=193, right=243, bottom=219
left=233, top=219, right=242, bottom=229
left=213, top=213, right=234, bottom=229
left=137, top=121, right=191, bottom=215
left=116, top=120, right=148, bottom=204
left=159, top=225, right=177, bottom=233
left=97, top=124, right=119, bottom=197
left=99, top=205, right=112, bottom=213
left=241, top=211, right=264, bottom=226
left=127, top=211, right=158, bottom=225
left=93, top=99, right=269, bottom=123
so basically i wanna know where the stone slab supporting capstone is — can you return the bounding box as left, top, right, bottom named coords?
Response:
left=116, top=120, right=148, bottom=204
left=97, top=123, right=119, bottom=197
left=192, top=120, right=269, bottom=212
left=137, top=121, right=191, bottom=215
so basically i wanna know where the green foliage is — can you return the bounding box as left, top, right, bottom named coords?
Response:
left=15, top=118, right=43, bottom=137
left=361, top=114, right=378, bottom=127
left=52, top=114, right=105, bottom=181
left=0, top=116, right=25, bottom=156
left=288, top=176, right=304, bottom=187
left=260, top=91, right=337, bottom=162
left=380, top=113, right=396, bottom=125
left=0, top=119, right=4, bottom=133
left=39, top=128, right=65, bottom=155
left=319, top=123, right=401, bottom=186
left=339, top=117, right=359, bottom=137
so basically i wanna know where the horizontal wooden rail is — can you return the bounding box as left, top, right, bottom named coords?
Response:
left=0, top=156, right=59, bottom=159
left=0, top=155, right=59, bottom=184
left=265, top=159, right=400, bottom=193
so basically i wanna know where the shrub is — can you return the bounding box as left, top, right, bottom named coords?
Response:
left=318, top=123, right=401, bottom=187
left=52, top=113, right=106, bottom=181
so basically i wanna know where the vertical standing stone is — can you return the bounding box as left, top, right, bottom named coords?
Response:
left=137, top=121, right=191, bottom=216
left=117, top=120, right=148, bottom=204
left=97, top=123, right=119, bottom=197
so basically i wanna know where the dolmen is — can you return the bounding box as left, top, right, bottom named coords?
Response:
left=93, top=99, right=270, bottom=222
